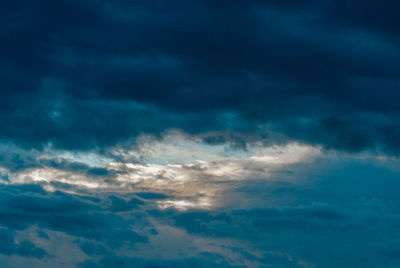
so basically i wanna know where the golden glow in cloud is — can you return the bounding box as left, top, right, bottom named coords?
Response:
left=1, top=132, right=321, bottom=210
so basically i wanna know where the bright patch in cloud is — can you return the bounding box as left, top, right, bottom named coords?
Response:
left=1, top=132, right=321, bottom=210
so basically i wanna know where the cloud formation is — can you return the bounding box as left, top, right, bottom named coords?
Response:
left=1, top=0, right=400, bottom=153
left=0, top=149, right=399, bottom=267
left=1, top=1, right=400, bottom=267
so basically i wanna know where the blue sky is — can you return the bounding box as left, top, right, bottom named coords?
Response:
left=1, top=1, right=400, bottom=267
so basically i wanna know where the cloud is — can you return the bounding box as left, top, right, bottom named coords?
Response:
left=136, top=192, right=169, bottom=200
left=109, top=196, right=143, bottom=212
left=0, top=135, right=320, bottom=210
left=80, top=254, right=245, bottom=268
left=0, top=228, right=46, bottom=259
left=1, top=1, right=400, bottom=267
left=0, top=147, right=398, bottom=266
left=0, top=185, right=149, bottom=253
left=0, top=0, right=399, bottom=154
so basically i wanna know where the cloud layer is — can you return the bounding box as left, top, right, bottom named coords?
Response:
left=1, top=1, right=400, bottom=267
left=1, top=0, right=400, bottom=153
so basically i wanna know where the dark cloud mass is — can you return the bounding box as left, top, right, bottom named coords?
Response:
left=1, top=1, right=400, bottom=267
left=0, top=159, right=399, bottom=267
left=0, top=0, right=399, bottom=153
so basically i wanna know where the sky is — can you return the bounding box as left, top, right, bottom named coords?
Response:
left=1, top=1, right=400, bottom=267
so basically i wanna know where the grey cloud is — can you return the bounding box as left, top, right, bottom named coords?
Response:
left=0, top=228, right=46, bottom=259
left=0, top=0, right=399, bottom=154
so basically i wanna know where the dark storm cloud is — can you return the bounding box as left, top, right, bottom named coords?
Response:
left=0, top=156, right=398, bottom=266
left=155, top=158, right=400, bottom=268
left=148, top=201, right=400, bottom=267
left=0, top=145, right=92, bottom=173
left=0, top=228, right=46, bottom=259
left=3, top=4, right=400, bottom=266
left=0, top=185, right=148, bottom=253
left=108, top=196, right=143, bottom=212
left=166, top=204, right=347, bottom=240
left=78, top=241, right=109, bottom=256
left=1, top=0, right=400, bottom=153
left=136, top=192, right=169, bottom=200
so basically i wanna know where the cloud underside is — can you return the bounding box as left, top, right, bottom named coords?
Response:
left=1, top=0, right=400, bottom=154
left=0, top=159, right=400, bottom=268
left=0, top=133, right=399, bottom=267
left=1, top=1, right=400, bottom=267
